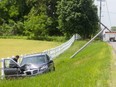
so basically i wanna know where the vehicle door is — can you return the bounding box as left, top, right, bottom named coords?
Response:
left=46, top=55, right=54, bottom=71
left=3, top=59, right=21, bottom=76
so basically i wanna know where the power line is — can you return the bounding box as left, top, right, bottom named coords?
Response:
left=105, top=0, right=112, bottom=28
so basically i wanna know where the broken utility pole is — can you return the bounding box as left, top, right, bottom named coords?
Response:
left=70, top=22, right=111, bottom=58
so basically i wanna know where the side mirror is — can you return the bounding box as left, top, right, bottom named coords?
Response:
left=49, top=60, right=53, bottom=63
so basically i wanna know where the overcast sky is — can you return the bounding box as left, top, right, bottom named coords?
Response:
left=94, top=0, right=116, bottom=29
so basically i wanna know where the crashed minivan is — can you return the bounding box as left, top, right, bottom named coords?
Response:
left=3, top=54, right=55, bottom=78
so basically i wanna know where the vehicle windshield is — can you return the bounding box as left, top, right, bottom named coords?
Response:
left=20, top=55, right=46, bottom=66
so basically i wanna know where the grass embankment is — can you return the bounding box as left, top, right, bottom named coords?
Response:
left=0, top=41, right=111, bottom=87
left=0, top=39, right=61, bottom=58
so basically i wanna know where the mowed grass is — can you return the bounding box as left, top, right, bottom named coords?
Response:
left=0, top=41, right=111, bottom=87
left=0, top=39, right=61, bottom=58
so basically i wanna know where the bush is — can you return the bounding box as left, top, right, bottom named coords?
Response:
left=0, top=35, right=27, bottom=39
left=27, top=35, right=66, bottom=42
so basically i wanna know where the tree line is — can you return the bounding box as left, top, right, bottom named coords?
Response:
left=0, top=0, right=99, bottom=39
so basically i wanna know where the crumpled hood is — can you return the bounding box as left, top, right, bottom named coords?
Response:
left=24, top=63, right=46, bottom=70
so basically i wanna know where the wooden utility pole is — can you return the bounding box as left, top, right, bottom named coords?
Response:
left=97, top=0, right=105, bottom=29
left=97, top=0, right=105, bottom=39
left=99, top=0, right=102, bottom=30
left=70, top=28, right=105, bottom=58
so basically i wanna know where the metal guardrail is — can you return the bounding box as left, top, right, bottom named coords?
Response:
left=0, top=59, right=4, bottom=79
left=0, top=34, right=79, bottom=79
left=43, top=35, right=76, bottom=59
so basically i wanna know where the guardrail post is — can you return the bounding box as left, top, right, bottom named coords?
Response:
left=1, top=58, right=4, bottom=79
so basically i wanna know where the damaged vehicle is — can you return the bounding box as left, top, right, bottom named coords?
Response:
left=3, top=54, right=55, bottom=78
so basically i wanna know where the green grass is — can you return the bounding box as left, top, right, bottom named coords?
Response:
left=0, top=39, right=61, bottom=58
left=110, top=47, right=116, bottom=87
left=0, top=41, right=111, bottom=87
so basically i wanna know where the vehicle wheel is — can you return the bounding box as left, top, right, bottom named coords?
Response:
left=111, top=39, right=114, bottom=42
left=110, top=38, right=114, bottom=42
left=49, top=67, right=55, bottom=72
left=53, top=67, right=55, bottom=71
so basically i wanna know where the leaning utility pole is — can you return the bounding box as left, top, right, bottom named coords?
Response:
left=70, top=28, right=105, bottom=58
left=70, top=22, right=111, bottom=58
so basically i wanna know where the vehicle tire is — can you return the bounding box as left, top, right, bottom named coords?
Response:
left=53, top=67, right=55, bottom=71
left=49, top=67, right=55, bottom=72
left=111, top=39, right=114, bottom=42
left=110, top=38, right=114, bottom=42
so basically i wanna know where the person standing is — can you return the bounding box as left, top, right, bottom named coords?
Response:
left=13, top=55, right=20, bottom=63
left=9, top=55, right=20, bottom=68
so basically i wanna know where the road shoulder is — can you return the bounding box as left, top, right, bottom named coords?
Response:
left=110, top=43, right=116, bottom=87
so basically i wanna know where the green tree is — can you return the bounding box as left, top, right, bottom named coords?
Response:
left=111, top=26, right=116, bottom=31
left=57, top=0, right=98, bottom=39
left=0, top=0, right=10, bottom=23
left=0, top=0, right=63, bottom=38
left=46, top=0, right=62, bottom=36
left=0, top=0, right=27, bottom=36
left=24, top=14, right=52, bottom=39
left=23, top=0, right=52, bottom=39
